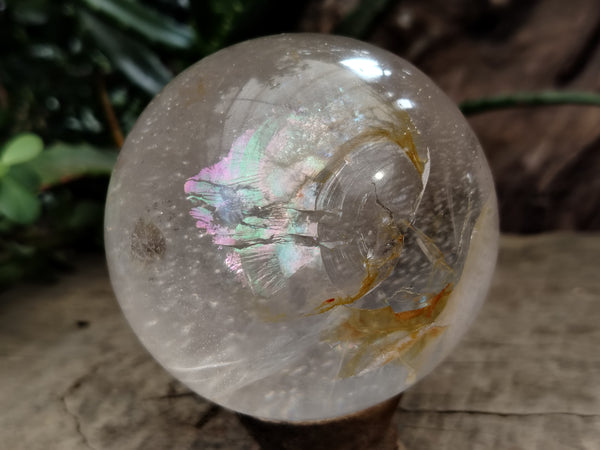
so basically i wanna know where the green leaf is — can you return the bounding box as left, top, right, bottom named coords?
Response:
left=27, top=142, right=118, bottom=188
left=1, top=133, right=44, bottom=166
left=0, top=175, right=41, bottom=225
left=82, top=0, right=196, bottom=49
left=0, top=164, right=8, bottom=179
left=80, top=11, right=173, bottom=94
left=8, top=165, right=41, bottom=192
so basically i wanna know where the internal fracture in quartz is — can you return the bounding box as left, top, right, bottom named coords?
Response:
left=184, top=102, right=465, bottom=377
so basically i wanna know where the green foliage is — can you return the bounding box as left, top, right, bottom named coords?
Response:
left=0, top=130, right=116, bottom=288
left=80, top=10, right=174, bottom=95
left=0, top=133, right=43, bottom=225
left=0, top=131, right=116, bottom=229
left=0, top=172, right=41, bottom=225
left=1, top=133, right=43, bottom=166
left=30, top=142, right=117, bottom=188
left=82, top=0, right=196, bottom=49
left=0, top=0, right=314, bottom=143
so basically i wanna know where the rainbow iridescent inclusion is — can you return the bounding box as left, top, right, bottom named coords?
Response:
left=184, top=114, right=328, bottom=295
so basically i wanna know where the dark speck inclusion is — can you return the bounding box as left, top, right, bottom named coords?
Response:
left=131, top=218, right=166, bottom=261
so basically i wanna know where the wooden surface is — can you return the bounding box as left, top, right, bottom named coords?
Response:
left=1, top=233, right=599, bottom=449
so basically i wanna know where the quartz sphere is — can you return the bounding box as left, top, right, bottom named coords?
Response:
left=105, top=34, right=498, bottom=422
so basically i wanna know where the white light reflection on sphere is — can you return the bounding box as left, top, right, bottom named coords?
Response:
left=105, top=34, right=498, bottom=422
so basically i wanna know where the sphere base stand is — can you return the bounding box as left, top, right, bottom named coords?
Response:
left=237, top=395, right=405, bottom=450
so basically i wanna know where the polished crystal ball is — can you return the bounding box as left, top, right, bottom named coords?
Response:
left=105, top=34, right=498, bottom=422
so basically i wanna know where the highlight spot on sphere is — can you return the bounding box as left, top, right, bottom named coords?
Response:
left=105, top=34, right=498, bottom=422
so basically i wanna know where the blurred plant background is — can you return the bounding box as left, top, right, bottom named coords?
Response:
left=1, top=0, right=599, bottom=289
left=0, top=0, right=317, bottom=287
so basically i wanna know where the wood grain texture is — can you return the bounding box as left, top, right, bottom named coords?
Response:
left=1, top=233, right=599, bottom=449
left=397, top=233, right=600, bottom=449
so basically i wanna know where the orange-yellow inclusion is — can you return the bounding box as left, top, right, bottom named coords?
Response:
left=314, top=233, right=404, bottom=314
left=309, top=108, right=446, bottom=376
left=326, top=283, right=453, bottom=378
left=357, top=114, right=425, bottom=176
left=314, top=110, right=425, bottom=186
